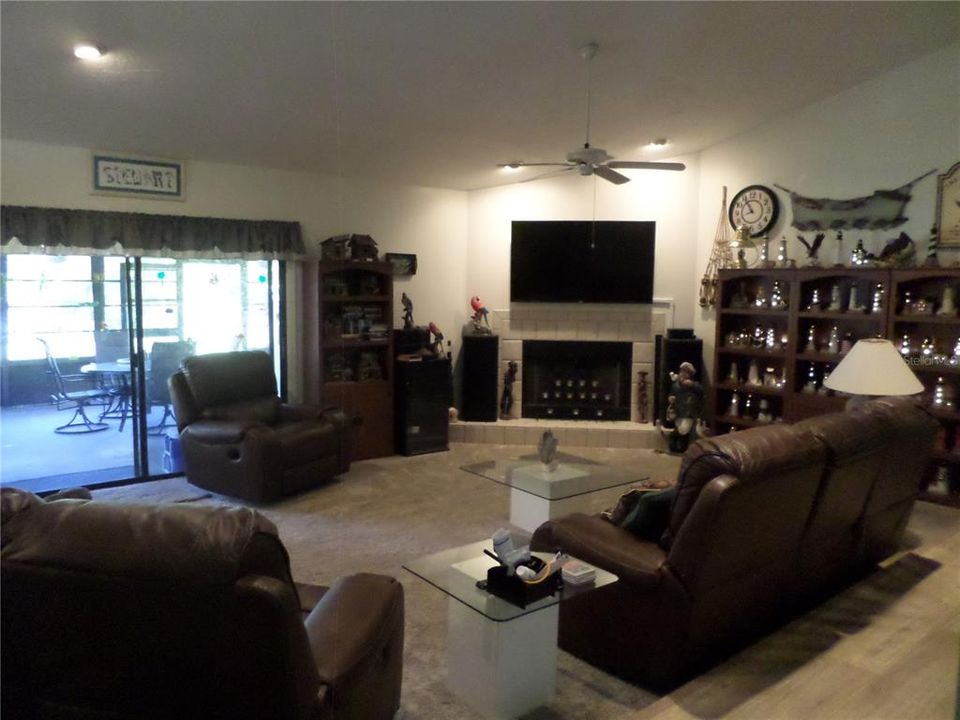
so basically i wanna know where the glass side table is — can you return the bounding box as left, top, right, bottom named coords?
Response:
left=404, top=539, right=618, bottom=719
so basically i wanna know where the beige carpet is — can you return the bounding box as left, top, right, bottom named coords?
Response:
left=92, top=444, right=678, bottom=719
left=90, top=443, right=960, bottom=720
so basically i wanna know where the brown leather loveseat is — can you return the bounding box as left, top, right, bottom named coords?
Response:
left=531, top=398, right=937, bottom=691
left=169, top=350, right=350, bottom=502
left=1, top=487, right=404, bottom=720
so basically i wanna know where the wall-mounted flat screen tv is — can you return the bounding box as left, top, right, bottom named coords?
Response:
left=510, top=220, right=655, bottom=304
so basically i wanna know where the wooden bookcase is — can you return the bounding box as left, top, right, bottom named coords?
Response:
left=317, top=260, right=395, bottom=460
left=713, top=266, right=960, bottom=507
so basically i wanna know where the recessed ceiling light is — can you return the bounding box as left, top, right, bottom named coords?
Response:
left=500, top=164, right=522, bottom=173
left=645, top=138, right=670, bottom=150
left=74, top=44, right=103, bottom=60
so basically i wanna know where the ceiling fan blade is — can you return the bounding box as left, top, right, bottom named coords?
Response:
left=606, top=161, right=686, bottom=172
left=593, top=165, right=630, bottom=185
left=518, top=167, right=578, bottom=184
left=497, top=162, right=574, bottom=168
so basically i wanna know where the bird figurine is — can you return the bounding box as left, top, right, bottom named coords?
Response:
left=401, top=292, right=414, bottom=329
left=797, top=232, right=825, bottom=266
left=876, top=232, right=916, bottom=267
left=469, top=296, right=491, bottom=334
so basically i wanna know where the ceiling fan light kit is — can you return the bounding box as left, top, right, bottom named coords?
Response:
left=497, top=42, right=685, bottom=185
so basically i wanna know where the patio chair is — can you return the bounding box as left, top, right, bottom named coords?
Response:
left=147, top=340, right=196, bottom=434
left=94, top=329, right=134, bottom=430
left=37, top=338, right=112, bottom=434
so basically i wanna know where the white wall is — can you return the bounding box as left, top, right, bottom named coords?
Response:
left=466, top=154, right=702, bottom=329
left=0, top=139, right=469, bottom=401
left=693, top=44, right=960, bottom=373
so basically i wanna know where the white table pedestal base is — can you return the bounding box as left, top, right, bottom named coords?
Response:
left=446, top=599, right=559, bottom=719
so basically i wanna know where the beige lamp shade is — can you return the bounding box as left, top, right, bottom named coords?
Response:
left=823, top=338, right=924, bottom=396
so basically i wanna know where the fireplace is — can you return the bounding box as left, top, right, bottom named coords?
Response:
left=521, top=340, right=632, bottom=421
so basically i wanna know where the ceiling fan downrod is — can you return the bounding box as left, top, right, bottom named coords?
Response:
left=580, top=42, right=598, bottom=150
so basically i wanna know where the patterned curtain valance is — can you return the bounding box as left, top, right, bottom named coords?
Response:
left=0, top=205, right=305, bottom=258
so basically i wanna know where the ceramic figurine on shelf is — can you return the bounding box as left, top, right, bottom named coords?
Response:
left=850, top=238, right=867, bottom=266
left=871, top=283, right=884, bottom=314
left=776, top=238, right=789, bottom=268
left=899, top=334, right=913, bottom=357
left=499, top=361, right=518, bottom=420
left=803, top=365, right=818, bottom=394
left=827, top=284, right=843, bottom=311
left=727, top=392, right=741, bottom=418
left=840, top=332, right=854, bottom=354
left=834, top=229, right=845, bottom=267
left=764, top=366, right=779, bottom=387
left=953, top=338, right=960, bottom=363
left=758, top=235, right=770, bottom=267
left=848, top=284, right=865, bottom=313
left=769, top=280, right=787, bottom=309
left=743, top=393, right=754, bottom=419
left=753, top=285, right=768, bottom=308
left=765, top=328, right=777, bottom=349
left=757, top=399, right=773, bottom=424
left=933, top=377, right=947, bottom=407
left=921, top=337, right=935, bottom=358
left=780, top=333, right=789, bottom=349
left=937, top=287, right=957, bottom=317
left=818, top=368, right=832, bottom=395
left=804, top=325, right=818, bottom=354
left=747, top=359, right=761, bottom=386
left=828, top=325, right=840, bottom=354
left=730, top=282, right=750, bottom=309
left=752, top=324, right=765, bottom=348
left=727, top=362, right=740, bottom=384
left=901, top=291, right=913, bottom=315
left=807, top=288, right=821, bottom=312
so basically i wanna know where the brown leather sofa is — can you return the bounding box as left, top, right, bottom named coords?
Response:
left=169, top=351, right=350, bottom=503
left=531, top=397, right=937, bottom=691
left=1, top=487, right=404, bottom=720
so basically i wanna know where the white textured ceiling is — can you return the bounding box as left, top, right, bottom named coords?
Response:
left=1, top=2, right=957, bottom=191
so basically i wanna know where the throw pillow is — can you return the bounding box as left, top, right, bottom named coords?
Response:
left=601, top=488, right=644, bottom=525
left=620, top=486, right=678, bottom=543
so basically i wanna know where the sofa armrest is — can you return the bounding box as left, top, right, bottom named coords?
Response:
left=181, top=419, right=268, bottom=444
left=278, top=403, right=323, bottom=423
left=532, top=513, right=666, bottom=588
left=305, top=573, right=404, bottom=720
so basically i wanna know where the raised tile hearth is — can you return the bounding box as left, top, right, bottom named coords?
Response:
left=449, top=418, right=660, bottom=450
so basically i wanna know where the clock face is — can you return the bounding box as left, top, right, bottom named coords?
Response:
left=729, top=185, right=779, bottom=237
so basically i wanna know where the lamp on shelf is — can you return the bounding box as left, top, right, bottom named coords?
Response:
left=823, top=338, right=924, bottom=409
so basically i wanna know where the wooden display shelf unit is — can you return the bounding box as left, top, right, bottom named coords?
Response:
left=713, top=266, right=960, bottom=507
left=317, top=260, right=395, bottom=460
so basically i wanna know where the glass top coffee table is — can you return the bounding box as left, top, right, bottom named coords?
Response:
left=461, top=452, right=650, bottom=531
left=404, top=539, right=617, bottom=719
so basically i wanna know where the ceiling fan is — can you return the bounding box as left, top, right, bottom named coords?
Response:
left=498, top=43, right=685, bottom=184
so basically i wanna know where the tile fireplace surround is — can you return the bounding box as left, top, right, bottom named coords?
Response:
left=451, top=303, right=672, bottom=448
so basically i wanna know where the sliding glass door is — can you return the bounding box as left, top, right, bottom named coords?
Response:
left=0, top=253, right=282, bottom=493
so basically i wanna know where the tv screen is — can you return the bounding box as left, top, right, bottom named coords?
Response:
left=510, top=221, right=655, bottom=304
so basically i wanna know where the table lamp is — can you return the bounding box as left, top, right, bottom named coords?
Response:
left=823, top=337, right=924, bottom=409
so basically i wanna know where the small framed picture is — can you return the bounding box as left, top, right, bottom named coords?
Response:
left=386, top=252, right=417, bottom=276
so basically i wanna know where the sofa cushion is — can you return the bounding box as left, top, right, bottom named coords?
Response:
left=182, top=351, right=278, bottom=409
left=621, top=486, right=677, bottom=542
left=664, top=424, right=825, bottom=548
left=202, top=396, right=280, bottom=425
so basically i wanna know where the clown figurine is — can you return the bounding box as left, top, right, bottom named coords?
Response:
left=469, top=296, right=491, bottom=334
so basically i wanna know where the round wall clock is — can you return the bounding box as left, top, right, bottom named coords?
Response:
left=729, top=185, right=780, bottom=237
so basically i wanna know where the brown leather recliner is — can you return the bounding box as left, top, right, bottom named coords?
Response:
left=531, top=398, right=937, bottom=691
left=169, top=351, right=350, bottom=503
left=0, top=487, right=404, bottom=720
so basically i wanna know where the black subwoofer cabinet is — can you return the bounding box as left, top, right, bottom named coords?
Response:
left=461, top=334, right=499, bottom=422
left=395, top=358, right=453, bottom=456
